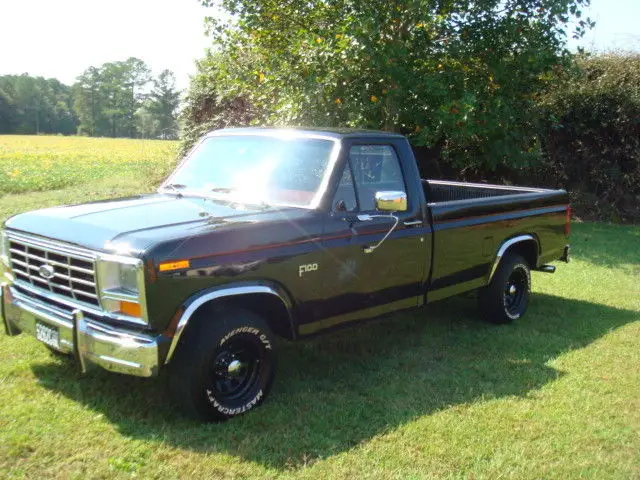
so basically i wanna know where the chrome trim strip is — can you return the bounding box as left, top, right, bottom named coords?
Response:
left=74, top=310, right=88, bottom=373
left=6, top=231, right=97, bottom=260
left=0, top=230, right=10, bottom=267
left=427, top=179, right=551, bottom=193
left=1, top=283, right=19, bottom=336
left=165, top=285, right=291, bottom=364
left=403, top=220, right=423, bottom=227
left=101, top=290, right=140, bottom=303
left=299, top=297, right=417, bottom=336
left=488, top=234, right=537, bottom=282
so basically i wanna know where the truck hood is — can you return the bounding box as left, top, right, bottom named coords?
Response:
left=4, top=193, right=298, bottom=255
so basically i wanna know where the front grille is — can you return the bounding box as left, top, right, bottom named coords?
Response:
left=8, top=236, right=99, bottom=307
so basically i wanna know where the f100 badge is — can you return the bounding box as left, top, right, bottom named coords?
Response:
left=299, top=263, right=319, bottom=277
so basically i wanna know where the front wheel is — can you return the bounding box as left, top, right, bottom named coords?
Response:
left=168, top=307, right=276, bottom=422
left=478, top=254, right=531, bottom=324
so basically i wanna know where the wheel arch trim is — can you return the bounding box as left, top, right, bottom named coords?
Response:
left=165, top=282, right=294, bottom=364
left=488, top=234, right=538, bottom=283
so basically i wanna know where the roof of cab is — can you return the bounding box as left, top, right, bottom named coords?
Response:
left=205, top=127, right=405, bottom=140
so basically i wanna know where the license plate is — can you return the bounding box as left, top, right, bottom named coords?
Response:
left=36, top=321, right=60, bottom=350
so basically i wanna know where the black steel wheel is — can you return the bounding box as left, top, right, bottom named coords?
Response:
left=478, top=254, right=531, bottom=324
left=168, top=307, right=276, bottom=422
left=503, top=267, right=528, bottom=318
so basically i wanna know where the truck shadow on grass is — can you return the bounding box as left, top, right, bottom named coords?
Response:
left=31, top=293, right=638, bottom=470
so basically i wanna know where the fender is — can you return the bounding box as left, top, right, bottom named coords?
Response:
left=164, top=281, right=295, bottom=364
left=488, top=234, right=538, bottom=282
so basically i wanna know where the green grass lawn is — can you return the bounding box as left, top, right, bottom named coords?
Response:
left=0, top=136, right=638, bottom=479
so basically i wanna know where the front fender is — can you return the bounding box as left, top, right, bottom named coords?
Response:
left=164, top=280, right=295, bottom=364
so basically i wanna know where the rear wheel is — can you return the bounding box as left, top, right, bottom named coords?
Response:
left=478, top=254, right=531, bottom=324
left=168, top=307, right=276, bottom=422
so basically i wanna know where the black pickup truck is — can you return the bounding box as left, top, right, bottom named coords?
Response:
left=1, top=128, right=570, bottom=421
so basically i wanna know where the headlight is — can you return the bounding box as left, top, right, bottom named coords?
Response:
left=96, top=254, right=147, bottom=323
left=98, top=261, right=139, bottom=295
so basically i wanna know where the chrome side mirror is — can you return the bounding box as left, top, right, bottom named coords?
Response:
left=357, top=191, right=407, bottom=254
left=375, top=191, right=407, bottom=212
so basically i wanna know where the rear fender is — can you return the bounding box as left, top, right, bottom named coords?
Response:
left=488, top=235, right=539, bottom=283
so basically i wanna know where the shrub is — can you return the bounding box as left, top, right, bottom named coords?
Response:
left=538, top=53, right=640, bottom=222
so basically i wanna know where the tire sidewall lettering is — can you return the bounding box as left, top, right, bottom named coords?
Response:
left=220, top=326, right=272, bottom=350
left=206, top=388, right=264, bottom=416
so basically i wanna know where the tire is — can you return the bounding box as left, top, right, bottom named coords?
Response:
left=478, top=254, right=531, bottom=324
left=168, top=307, right=276, bottom=422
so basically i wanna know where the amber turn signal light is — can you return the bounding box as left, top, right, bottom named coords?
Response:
left=119, top=301, right=142, bottom=317
left=158, top=259, right=190, bottom=272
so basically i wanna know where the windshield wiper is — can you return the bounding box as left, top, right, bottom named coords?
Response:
left=162, top=183, right=187, bottom=197
left=206, top=187, right=273, bottom=210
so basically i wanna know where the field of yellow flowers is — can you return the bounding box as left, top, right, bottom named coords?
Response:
left=0, top=135, right=178, bottom=194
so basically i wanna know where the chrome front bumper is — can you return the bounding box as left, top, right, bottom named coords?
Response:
left=1, top=283, right=162, bottom=377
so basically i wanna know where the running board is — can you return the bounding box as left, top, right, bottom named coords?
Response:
left=536, top=265, right=556, bottom=273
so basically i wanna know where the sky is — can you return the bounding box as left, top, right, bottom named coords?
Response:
left=0, top=0, right=211, bottom=90
left=568, top=0, right=640, bottom=52
left=0, top=0, right=638, bottom=91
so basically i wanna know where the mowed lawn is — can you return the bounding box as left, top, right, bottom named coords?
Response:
left=0, top=135, right=638, bottom=479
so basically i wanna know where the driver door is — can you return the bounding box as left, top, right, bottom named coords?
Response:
left=308, top=141, right=428, bottom=333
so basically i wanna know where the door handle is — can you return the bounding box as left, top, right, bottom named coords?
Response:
left=403, top=220, right=423, bottom=227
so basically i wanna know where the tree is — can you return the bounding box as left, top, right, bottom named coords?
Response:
left=73, top=58, right=151, bottom=137
left=142, top=69, right=181, bottom=139
left=179, top=53, right=259, bottom=153
left=195, top=0, right=593, bottom=170
left=0, top=83, right=18, bottom=134
left=74, top=66, right=110, bottom=136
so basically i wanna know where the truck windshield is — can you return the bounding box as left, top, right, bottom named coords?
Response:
left=164, top=134, right=338, bottom=208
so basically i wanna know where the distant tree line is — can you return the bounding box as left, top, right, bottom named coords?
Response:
left=0, top=75, right=76, bottom=135
left=0, top=57, right=180, bottom=139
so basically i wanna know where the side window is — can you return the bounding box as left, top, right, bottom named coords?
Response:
left=331, top=163, right=357, bottom=212
left=349, top=145, right=406, bottom=211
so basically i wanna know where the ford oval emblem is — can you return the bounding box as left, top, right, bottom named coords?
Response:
left=39, top=264, right=56, bottom=280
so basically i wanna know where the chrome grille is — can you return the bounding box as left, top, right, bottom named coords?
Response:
left=8, top=236, right=99, bottom=307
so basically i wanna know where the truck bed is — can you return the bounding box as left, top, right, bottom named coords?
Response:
left=422, top=179, right=569, bottom=303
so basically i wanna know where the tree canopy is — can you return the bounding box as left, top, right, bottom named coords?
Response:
left=189, top=0, right=592, bottom=169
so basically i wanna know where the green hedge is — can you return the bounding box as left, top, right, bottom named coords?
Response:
left=537, top=54, right=640, bottom=222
